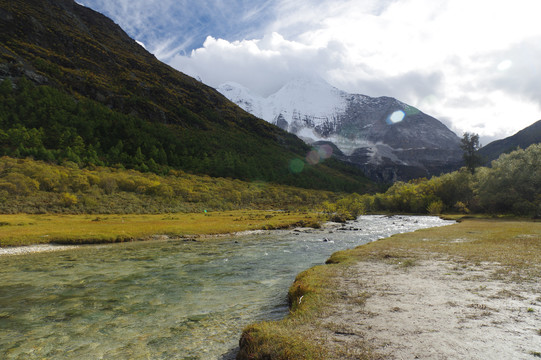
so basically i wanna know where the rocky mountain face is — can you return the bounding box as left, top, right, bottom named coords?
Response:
left=218, top=77, right=463, bottom=182
left=479, top=119, right=541, bottom=163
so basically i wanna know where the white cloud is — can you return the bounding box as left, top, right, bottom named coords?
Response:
left=170, top=33, right=341, bottom=96
left=135, top=40, right=146, bottom=49
left=170, top=0, right=541, bottom=143
left=84, top=0, right=541, bottom=143
left=83, top=0, right=276, bottom=59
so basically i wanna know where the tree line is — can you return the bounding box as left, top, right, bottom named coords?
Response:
left=327, top=143, right=541, bottom=219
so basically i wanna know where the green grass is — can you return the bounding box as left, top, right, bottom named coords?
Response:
left=238, top=218, right=541, bottom=359
left=238, top=264, right=338, bottom=360
left=328, top=218, right=541, bottom=272
left=0, top=210, right=320, bottom=247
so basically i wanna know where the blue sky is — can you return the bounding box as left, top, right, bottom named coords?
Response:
left=79, top=0, right=541, bottom=144
left=80, top=0, right=277, bottom=58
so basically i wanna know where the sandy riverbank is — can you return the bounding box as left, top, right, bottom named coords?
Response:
left=0, top=228, right=287, bottom=257
left=315, top=257, right=541, bottom=359
left=0, top=227, right=311, bottom=257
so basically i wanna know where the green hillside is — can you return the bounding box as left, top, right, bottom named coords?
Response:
left=0, top=0, right=373, bottom=193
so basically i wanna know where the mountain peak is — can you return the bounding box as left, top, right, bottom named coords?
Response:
left=217, top=82, right=266, bottom=117
left=267, top=76, right=347, bottom=123
left=217, top=81, right=259, bottom=101
left=218, top=77, right=462, bottom=181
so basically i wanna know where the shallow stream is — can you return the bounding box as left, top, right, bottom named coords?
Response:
left=0, top=215, right=453, bottom=359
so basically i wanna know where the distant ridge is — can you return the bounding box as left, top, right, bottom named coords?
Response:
left=479, top=120, right=541, bottom=163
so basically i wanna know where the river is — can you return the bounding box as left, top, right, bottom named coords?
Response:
left=0, top=215, right=453, bottom=359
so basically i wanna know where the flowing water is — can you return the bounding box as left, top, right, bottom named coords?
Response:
left=0, top=215, right=453, bottom=359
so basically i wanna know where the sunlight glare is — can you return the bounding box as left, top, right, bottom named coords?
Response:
left=387, top=110, right=405, bottom=124
left=306, top=144, right=333, bottom=165
left=317, top=144, right=333, bottom=160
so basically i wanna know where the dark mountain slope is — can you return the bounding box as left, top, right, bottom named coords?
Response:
left=0, top=0, right=373, bottom=192
left=479, top=119, right=541, bottom=163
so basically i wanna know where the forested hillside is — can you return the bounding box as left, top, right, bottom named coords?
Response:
left=0, top=0, right=373, bottom=193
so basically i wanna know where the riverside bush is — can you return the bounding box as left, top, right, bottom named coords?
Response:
left=329, top=144, right=541, bottom=217
left=0, top=156, right=338, bottom=214
left=427, top=200, right=444, bottom=215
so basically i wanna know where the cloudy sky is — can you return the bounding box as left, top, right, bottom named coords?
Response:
left=81, top=0, right=541, bottom=144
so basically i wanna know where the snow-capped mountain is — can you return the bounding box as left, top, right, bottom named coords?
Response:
left=218, top=77, right=462, bottom=182
left=219, top=77, right=347, bottom=143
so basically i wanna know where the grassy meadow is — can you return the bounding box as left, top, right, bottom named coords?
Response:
left=327, top=217, right=541, bottom=274
left=0, top=210, right=321, bottom=247
left=237, top=218, right=541, bottom=359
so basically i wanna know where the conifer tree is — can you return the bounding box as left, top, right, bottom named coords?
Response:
left=460, top=132, right=482, bottom=174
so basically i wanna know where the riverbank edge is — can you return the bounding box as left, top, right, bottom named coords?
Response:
left=236, top=217, right=541, bottom=359
left=0, top=230, right=282, bottom=256
left=0, top=210, right=323, bottom=249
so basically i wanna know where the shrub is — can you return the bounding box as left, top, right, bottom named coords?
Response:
left=512, top=201, right=536, bottom=216
left=454, top=201, right=470, bottom=214
left=1, top=173, right=39, bottom=195
left=101, top=177, right=118, bottom=194
left=61, top=192, right=78, bottom=207
left=427, top=200, right=444, bottom=215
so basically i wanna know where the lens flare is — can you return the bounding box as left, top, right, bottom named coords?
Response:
left=419, top=94, right=438, bottom=108
left=404, top=106, right=420, bottom=116
left=317, top=144, right=333, bottom=160
left=387, top=110, right=405, bottom=124
left=289, top=158, right=304, bottom=173
left=306, top=150, right=320, bottom=165
left=304, top=144, right=334, bottom=166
